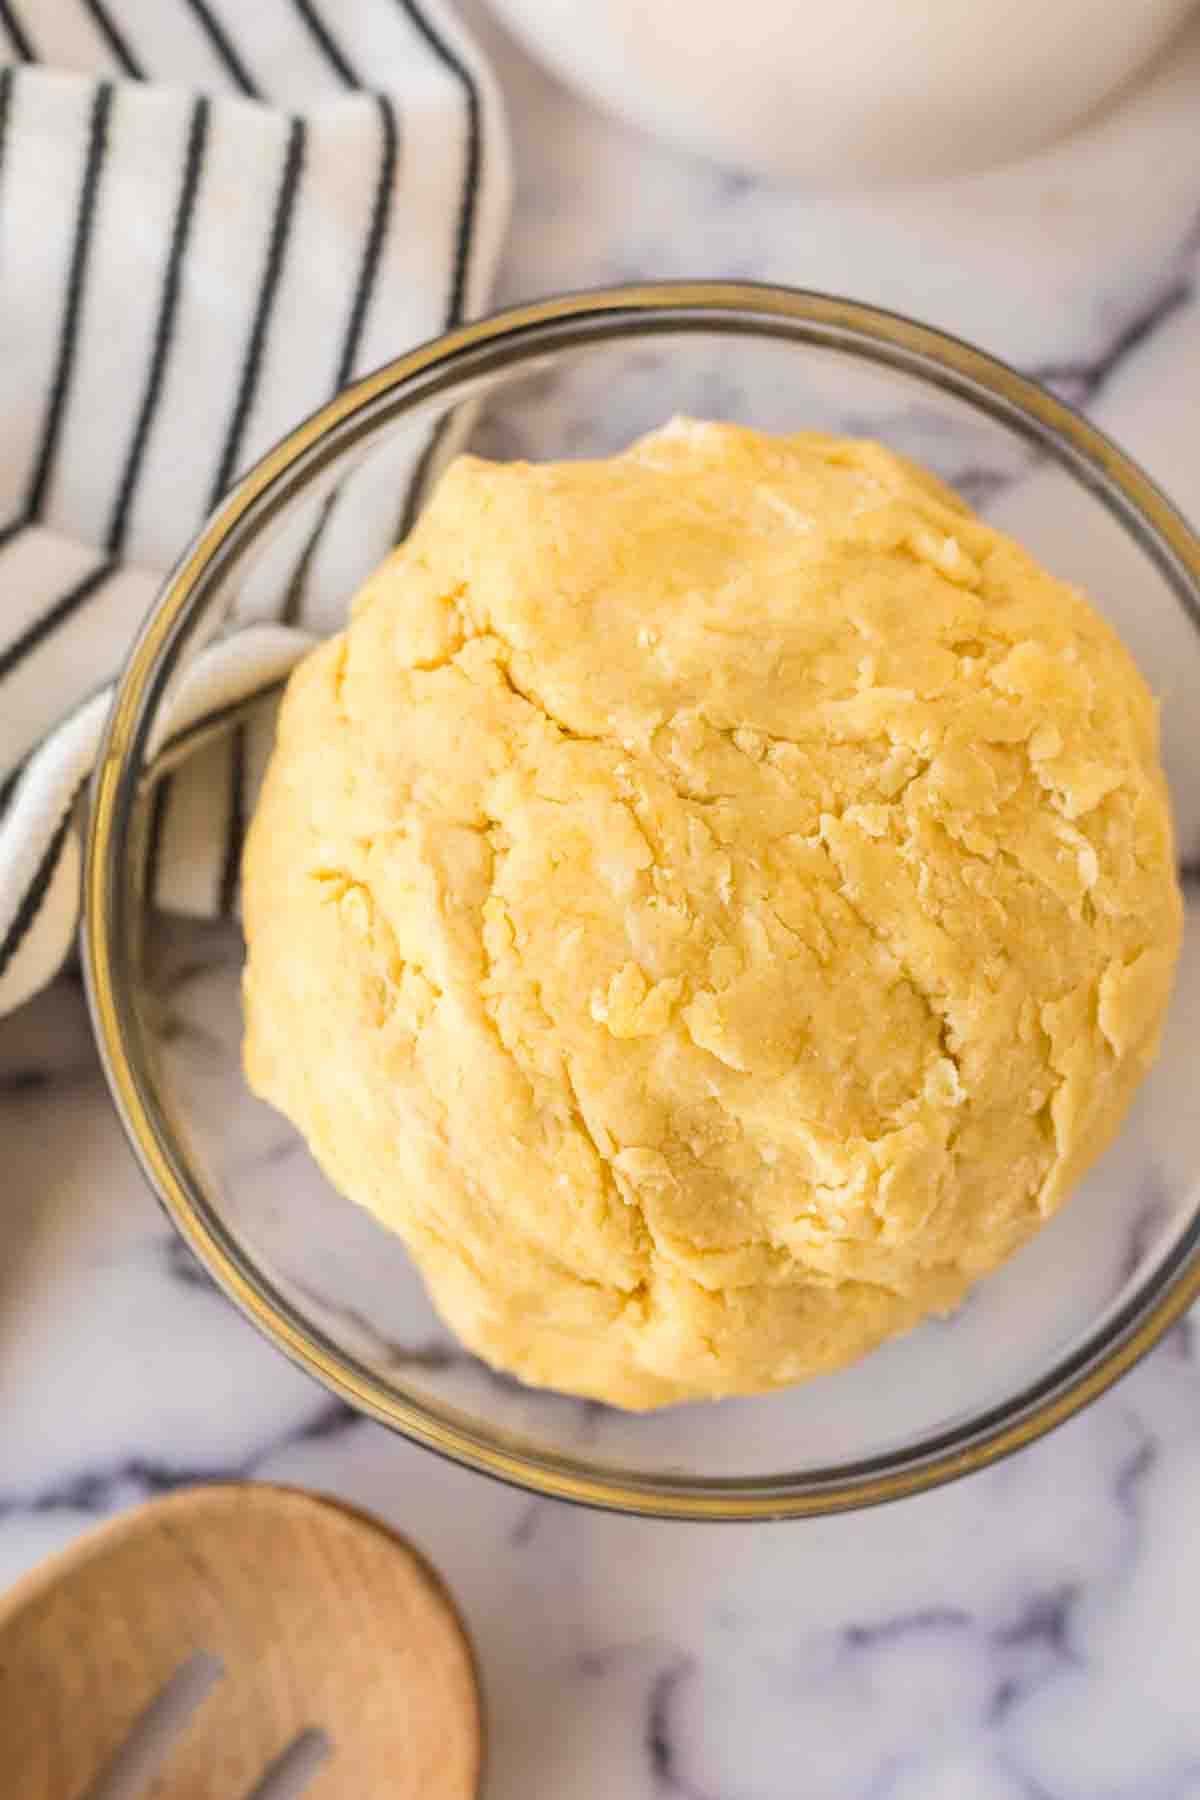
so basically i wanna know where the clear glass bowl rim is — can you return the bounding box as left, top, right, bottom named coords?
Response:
left=83, top=281, right=1200, bottom=1521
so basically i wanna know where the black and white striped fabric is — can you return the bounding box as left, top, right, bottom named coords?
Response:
left=0, top=0, right=510, bottom=1015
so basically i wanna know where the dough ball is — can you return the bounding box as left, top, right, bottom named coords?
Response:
left=242, top=421, right=1181, bottom=1408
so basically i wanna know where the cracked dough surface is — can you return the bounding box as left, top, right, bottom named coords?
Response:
left=242, top=421, right=1181, bottom=1408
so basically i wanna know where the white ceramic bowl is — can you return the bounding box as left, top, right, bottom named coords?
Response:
left=488, top=0, right=1195, bottom=183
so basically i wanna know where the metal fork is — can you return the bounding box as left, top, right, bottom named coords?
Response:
left=80, top=1650, right=330, bottom=1800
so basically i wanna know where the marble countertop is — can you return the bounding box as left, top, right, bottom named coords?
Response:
left=5, top=8, right=1200, bottom=1795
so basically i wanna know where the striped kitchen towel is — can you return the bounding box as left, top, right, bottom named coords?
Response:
left=0, top=0, right=510, bottom=1015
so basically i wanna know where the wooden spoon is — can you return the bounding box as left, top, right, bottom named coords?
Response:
left=0, top=1483, right=482, bottom=1799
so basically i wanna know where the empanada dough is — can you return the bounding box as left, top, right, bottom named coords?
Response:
left=243, top=422, right=1181, bottom=1408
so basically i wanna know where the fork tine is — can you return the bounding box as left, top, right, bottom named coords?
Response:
left=78, top=1650, right=223, bottom=1800
left=240, top=1728, right=332, bottom=1800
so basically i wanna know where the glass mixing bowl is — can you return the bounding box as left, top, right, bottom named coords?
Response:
left=84, top=284, right=1200, bottom=1520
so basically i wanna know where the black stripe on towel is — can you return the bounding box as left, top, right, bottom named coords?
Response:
left=107, top=96, right=211, bottom=555
left=394, top=0, right=480, bottom=327
left=0, top=672, right=115, bottom=820
left=142, top=768, right=170, bottom=909
left=336, top=93, right=398, bottom=388
left=273, top=0, right=363, bottom=626
left=289, top=0, right=360, bottom=87
left=0, top=0, right=34, bottom=61
left=218, top=724, right=246, bottom=916
left=278, top=512, right=328, bottom=626
left=0, top=560, right=117, bottom=685
left=208, top=115, right=306, bottom=507
left=0, top=516, right=27, bottom=555
left=149, top=670, right=292, bottom=915
left=179, top=0, right=260, bottom=97
left=211, top=115, right=304, bottom=885
left=82, top=0, right=145, bottom=78
left=0, top=793, right=81, bottom=983
left=280, top=93, right=400, bottom=625
left=0, top=64, right=17, bottom=179
left=391, top=1, right=482, bottom=541
left=395, top=414, right=450, bottom=544
left=25, top=81, right=115, bottom=522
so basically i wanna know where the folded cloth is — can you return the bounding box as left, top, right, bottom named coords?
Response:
left=0, top=0, right=510, bottom=1015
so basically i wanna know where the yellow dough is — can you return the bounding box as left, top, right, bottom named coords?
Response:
left=242, top=421, right=1182, bottom=1409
